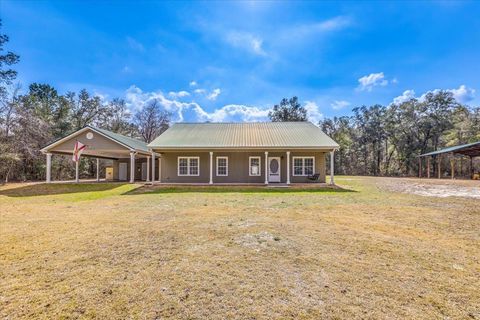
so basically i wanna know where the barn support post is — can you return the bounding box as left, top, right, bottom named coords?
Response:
left=427, top=157, right=430, bottom=179
left=471, top=156, right=475, bottom=179
left=450, top=156, right=455, bottom=180
left=418, top=157, right=422, bottom=178
left=438, top=155, right=441, bottom=179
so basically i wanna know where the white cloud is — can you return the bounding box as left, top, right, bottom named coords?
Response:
left=194, top=88, right=206, bottom=94
left=393, top=90, right=415, bottom=104
left=392, top=85, right=475, bottom=105
left=168, top=91, right=190, bottom=99
left=225, top=31, right=267, bottom=56
left=122, top=66, right=132, bottom=73
left=278, top=16, right=351, bottom=42
left=126, top=36, right=145, bottom=52
left=449, top=85, right=475, bottom=102
left=357, top=72, right=389, bottom=91
left=208, top=104, right=270, bottom=122
left=276, top=16, right=351, bottom=43
left=304, top=101, right=324, bottom=124
left=330, top=100, right=350, bottom=110
left=189, top=81, right=197, bottom=87
left=124, top=85, right=269, bottom=123
left=298, top=16, right=351, bottom=34
left=207, top=88, right=221, bottom=101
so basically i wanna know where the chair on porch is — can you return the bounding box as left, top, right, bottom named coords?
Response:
left=307, top=173, right=320, bottom=181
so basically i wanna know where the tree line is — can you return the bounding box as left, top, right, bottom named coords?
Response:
left=318, top=94, right=479, bottom=177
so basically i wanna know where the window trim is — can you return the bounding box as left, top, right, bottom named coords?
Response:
left=292, top=156, right=315, bottom=176
left=249, top=156, right=261, bottom=176
left=216, top=156, right=228, bottom=176
left=177, top=156, right=200, bottom=176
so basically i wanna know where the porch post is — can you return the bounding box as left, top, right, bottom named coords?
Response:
left=209, top=152, right=213, bottom=184
left=264, top=151, right=268, bottom=185
left=75, top=161, right=79, bottom=183
left=46, top=153, right=52, bottom=183
left=146, top=156, right=150, bottom=182
left=151, top=152, right=156, bottom=183
left=130, top=151, right=135, bottom=183
left=330, top=150, right=335, bottom=185
left=286, top=151, right=290, bottom=185
left=427, top=157, right=431, bottom=178
left=96, top=158, right=100, bottom=182
left=158, top=155, right=162, bottom=183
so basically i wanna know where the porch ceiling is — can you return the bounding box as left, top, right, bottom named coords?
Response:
left=50, top=149, right=150, bottom=160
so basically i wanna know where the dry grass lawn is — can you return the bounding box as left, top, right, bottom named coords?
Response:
left=1, top=177, right=479, bottom=319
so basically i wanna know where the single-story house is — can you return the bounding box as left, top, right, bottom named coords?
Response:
left=41, top=121, right=339, bottom=185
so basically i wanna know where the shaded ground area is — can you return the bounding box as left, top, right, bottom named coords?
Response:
left=1, top=177, right=479, bottom=319
left=377, top=177, right=480, bottom=199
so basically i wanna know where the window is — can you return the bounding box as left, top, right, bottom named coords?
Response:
left=292, top=157, right=315, bottom=176
left=249, top=156, right=261, bottom=176
left=216, top=157, right=228, bottom=176
left=177, top=157, right=200, bottom=176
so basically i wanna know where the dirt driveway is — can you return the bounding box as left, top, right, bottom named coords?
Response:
left=377, top=177, right=480, bottom=199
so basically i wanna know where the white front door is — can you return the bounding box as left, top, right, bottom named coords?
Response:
left=268, top=157, right=281, bottom=182
left=119, top=163, right=127, bottom=181
left=141, top=162, right=147, bottom=180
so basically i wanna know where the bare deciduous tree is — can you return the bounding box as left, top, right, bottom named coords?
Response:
left=134, top=100, right=171, bottom=143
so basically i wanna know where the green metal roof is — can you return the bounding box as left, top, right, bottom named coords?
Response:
left=91, top=126, right=149, bottom=152
left=148, top=122, right=339, bottom=149
left=419, top=141, right=480, bottom=157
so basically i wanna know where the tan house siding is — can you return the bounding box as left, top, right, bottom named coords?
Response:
left=49, top=128, right=128, bottom=154
left=114, top=158, right=153, bottom=181
left=159, top=150, right=327, bottom=183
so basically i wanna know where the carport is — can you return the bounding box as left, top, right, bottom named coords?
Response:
left=418, top=141, right=480, bottom=179
left=41, top=126, right=160, bottom=183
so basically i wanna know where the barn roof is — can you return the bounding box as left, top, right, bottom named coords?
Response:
left=148, top=122, right=339, bottom=149
left=419, top=141, right=480, bottom=157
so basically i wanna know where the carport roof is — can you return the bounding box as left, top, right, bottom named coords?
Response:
left=419, top=141, right=480, bottom=157
left=41, top=126, right=149, bottom=153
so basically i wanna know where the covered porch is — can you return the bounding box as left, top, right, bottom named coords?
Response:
left=151, top=149, right=337, bottom=186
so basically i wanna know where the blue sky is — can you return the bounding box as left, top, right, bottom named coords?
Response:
left=2, top=1, right=480, bottom=122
